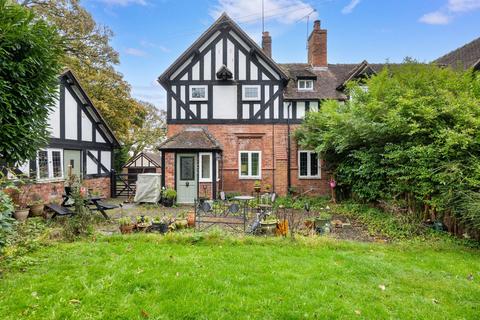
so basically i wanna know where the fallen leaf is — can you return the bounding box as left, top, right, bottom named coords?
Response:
left=378, top=284, right=386, bottom=291
left=176, top=272, right=180, bottom=277
left=432, top=298, right=439, bottom=304
left=355, top=310, right=361, bottom=315
left=141, top=309, right=149, bottom=318
left=467, top=274, right=474, bottom=281
left=69, top=299, right=81, bottom=304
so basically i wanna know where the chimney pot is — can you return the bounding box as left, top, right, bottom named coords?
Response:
left=314, top=20, right=320, bottom=30
left=262, top=31, right=272, bottom=58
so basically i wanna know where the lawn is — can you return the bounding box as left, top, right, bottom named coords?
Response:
left=0, top=233, right=478, bottom=320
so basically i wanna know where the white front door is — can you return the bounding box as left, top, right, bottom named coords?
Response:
left=176, top=154, right=197, bottom=204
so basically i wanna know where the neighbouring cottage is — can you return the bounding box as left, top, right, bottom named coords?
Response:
left=122, top=152, right=162, bottom=175
left=434, top=36, right=480, bottom=71
left=157, top=13, right=388, bottom=203
left=9, top=70, right=119, bottom=203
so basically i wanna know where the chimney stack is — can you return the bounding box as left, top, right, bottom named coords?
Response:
left=308, top=20, right=327, bottom=68
left=262, top=31, right=272, bottom=58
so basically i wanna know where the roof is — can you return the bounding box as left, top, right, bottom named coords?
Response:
left=279, top=62, right=387, bottom=100
left=158, top=12, right=289, bottom=84
left=123, top=152, right=162, bottom=168
left=158, top=127, right=222, bottom=151
left=434, top=37, right=480, bottom=70
left=60, top=70, right=120, bottom=147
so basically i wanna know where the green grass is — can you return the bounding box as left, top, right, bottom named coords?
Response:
left=0, top=233, right=479, bottom=319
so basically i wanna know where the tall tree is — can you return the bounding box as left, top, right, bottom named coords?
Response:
left=128, top=102, right=166, bottom=157
left=0, top=0, right=63, bottom=165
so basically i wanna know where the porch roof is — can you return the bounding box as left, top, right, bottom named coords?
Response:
left=158, top=127, right=222, bottom=151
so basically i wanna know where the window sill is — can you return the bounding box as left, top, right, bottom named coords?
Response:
left=35, top=178, right=65, bottom=184
left=298, top=176, right=321, bottom=180
left=239, top=176, right=261, bottom=180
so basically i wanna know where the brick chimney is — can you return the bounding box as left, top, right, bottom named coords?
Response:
left=262, top=31, right=272, bottom=58
left=308, top=20, right=327, bottom=68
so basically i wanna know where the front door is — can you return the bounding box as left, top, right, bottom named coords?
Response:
left=176, top=154, right=197, bottom=204
left=64, top=150, right=82, bottom=178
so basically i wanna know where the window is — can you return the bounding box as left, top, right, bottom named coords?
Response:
left=298, top=79, right=314, bottom=91
left=199, top=153, right=220, bottom=182
left=36, top=149, right=64, bottom=181
left=298, top=151, right=320, bottom=179
left=189, top=85, right=208, bottom=101
left=239, top=151, right=261, bottom=179
left=242, top=85, right=260, bottom=101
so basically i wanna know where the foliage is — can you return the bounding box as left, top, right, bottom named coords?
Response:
left=0, top=173, right=16, bottom=248
left=0, top=234, right=479, bottom=319
left=163, top=188, right=176, bottom=200
left=118, top=217, right=132, bottom=226
left=0, top=0, right=63, bottom=165
left=60, top=186, right=95, bottom=241
left=296, top=61, right=480, bottom=230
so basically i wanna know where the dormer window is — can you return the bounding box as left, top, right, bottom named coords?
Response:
left=298, top=79, right=314, bottom=91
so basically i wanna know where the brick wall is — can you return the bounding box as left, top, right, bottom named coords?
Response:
left=167, top=124, right=330, bottom=196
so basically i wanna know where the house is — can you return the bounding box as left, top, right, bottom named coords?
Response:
left=11, top=70, right=119, bottom=203
left=434, top=36, right=480, bottom=71
left=157, top=13, right=388, bottom=203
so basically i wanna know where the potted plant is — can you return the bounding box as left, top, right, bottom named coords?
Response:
left=253, top=180, right=261, bottom=193
left=314, top=213, right=332, bottom=230
left=260, top=218, right=278, bottom=235
left=162, top=188, right=176, bottom=207
left=264, top=184, right=271, bottom=193
left=119, top=217, right=134, bottom=234
left=304, top=217, right=315, bottom=229
left=29, top=193, right=44, bottom=217
left=136, top=215, right=151, bottom=232
left=152, top=216, right=172, bottom=234
left=186, top=210, right=195, bottom=227
left=64, top=174, right=80, bottom=196
left=10, top=181, right=32, bottom=222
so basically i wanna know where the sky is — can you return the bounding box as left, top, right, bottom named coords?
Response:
left=83, top=0, right=480, bottom=110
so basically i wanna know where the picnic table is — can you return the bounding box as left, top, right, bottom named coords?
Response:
left=48, top=194, right=118, bottom=219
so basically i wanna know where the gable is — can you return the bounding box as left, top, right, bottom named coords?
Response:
left=158, top=13, right=288, bottom=84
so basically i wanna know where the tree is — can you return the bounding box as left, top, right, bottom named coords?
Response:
left=128, top=102, right=166, bottom=157
left=296, top=61, right=480, bottom=229
left=20, top=0, right=148, bottom=145
left=0, top=0, right=63, bottom=166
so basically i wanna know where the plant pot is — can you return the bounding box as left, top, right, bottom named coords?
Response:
left=14, top=208, right=30, bottom=222
left=314, top=218, right=331, bottom=229
left=260, top=221, right=278, bottom=235
left=136, top=223, right=150, bottom=232
left=120, top=224, right=134, bottom=234
left=64, top=186, right=72, bottom=196
left=29, top=204, right=45, bottom=217
left=163, top=198, right=174, bottom=207
left=175, top=219, right=188, bottom=230
left=254, top=187, right=261, bottom=193
left=304, top=220, right=314, bottom=229
left=187, top=213, right=195, bottom=227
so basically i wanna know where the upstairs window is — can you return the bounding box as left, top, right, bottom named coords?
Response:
left=190, top=85, right=208, bottom=101
left=298, top=79, right=314, bottom=91
left=239, top=151, right=261, bottom=179
left=298, top=150, right=320, bottom=179
left=242, top=85, right=260, bottom=101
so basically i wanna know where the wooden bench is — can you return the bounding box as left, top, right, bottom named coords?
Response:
left=45, top=204, right=75, bottom=218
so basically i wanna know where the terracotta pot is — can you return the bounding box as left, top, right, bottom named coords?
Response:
left=254, top=186, right=261, bottom=193
left=304, top=220, right=314, bottom=229
left=187, top=213, right=195, bottom=227
left=29, top=204, right=45, bottom=217
left=120, top=224, right=134, bottom=234
left=14, top=209, right=30, bottom=222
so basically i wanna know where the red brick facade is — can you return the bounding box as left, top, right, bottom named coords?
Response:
left=308, top=20, right=327, bottom=68
left=164, top=124, right=330, bottom=197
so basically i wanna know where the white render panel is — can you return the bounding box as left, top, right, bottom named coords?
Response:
left=253, top=104, right=260, bottom=117
left=227, top=39, right=235, bottom=78
left=250, top=63, right=258, bottom=80
left=274, top=85, right=279, bottom=94
left=180, top=107, right=185, bottom=119
left=96, top=130, right=105, bottom=143
left=180, top=73, right=188, bottom=81
left=297, top=101, right=306, bottom=118
left=87, top=150, right=98, bottom=175
left=215, top=40, right=223, bottom=73
left=171, top=86, right=177, bottom=119
left=257, top=57, right=280, bottom=80
left=81, top=111, right=92, bottom=142
left=64, top=88, right=78, bottom=140
left=242, top=104, right=249, bottom=119
left=101, top=151, right=111, bottom=172
left=180, top=86, right=186, bottom=104
left=213, top=85, right=237, bottom=119
left=199, top=31, right=221, bottom=52
left=274, top=97, right=279, bottom=118
left=203, top=50, right=212, bottom=80
left=264, top=85, right=270, bottom=102
left=201, top=103, right=208, bottom=119
left=190, top=104, right=197, bottom=118
left=192, top=61, right=200, bottom=80
left=48, top=92, right=61, bottom=138
left=229, top=31, right=250, bottom=51
left=170, top=56, right=193, bottom=80
left=238, top=51, right=246, bottom=80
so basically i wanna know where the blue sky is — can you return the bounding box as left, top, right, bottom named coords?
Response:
left=83, top=0, right=480, bottom=109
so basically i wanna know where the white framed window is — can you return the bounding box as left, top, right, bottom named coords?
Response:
left=298, top=150, right=320, bottom=179
left=36, top=148, right=64, bottom=181
left=239, top=151, right=261, bottom=179
left=189, top=85, right=208, bottom=101
left=199, top=153, right=220, bottom=182
left=298, top=79, right=314, bottom=91
left=242, top=85, right=260, bottom=101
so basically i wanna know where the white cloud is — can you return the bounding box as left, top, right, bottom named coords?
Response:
left=419, top=11, right=451, bottom=25
left=210, top=0, right=318, bottom=25
left=341, top=0, right=361, bottom=14
left=125, top=48, right=147, bottom=57
left=140, top=40, right=171, bottom=53
left=95, top=0, right=147, bottom=6
left=419, top=0, right=480, bottom=25
left=132, top=82, right=166, bottom=109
